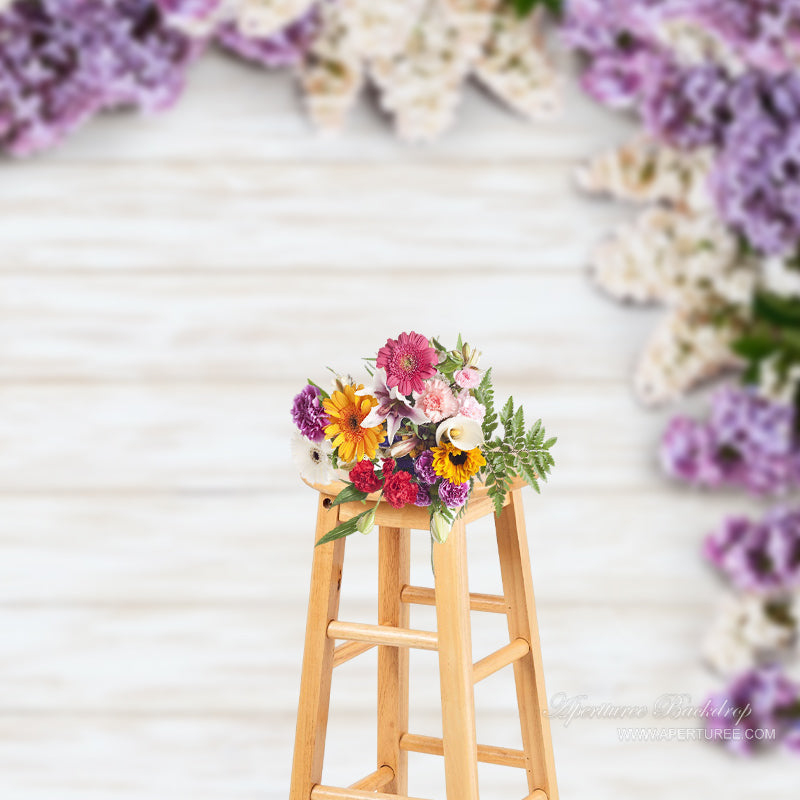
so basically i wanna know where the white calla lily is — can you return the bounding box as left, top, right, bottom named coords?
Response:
left=435, top=415, right=484, bottom=451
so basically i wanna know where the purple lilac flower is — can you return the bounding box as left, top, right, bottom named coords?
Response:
left=0, top=0, right=199, bottom=157
left=642, top=62, right=732, bottom=149
left=704, top=508, right=800, bottom=593
left=705, top=665, right=800, bottom=756
left=215, top=8, right=319, bottom=68
left=785, top=721, right=800, bottom=754
left=562, top=0, right=663, bottom=108
left=710, top=73, right=800, bottom=256
left=438, top=479, right=469, bottom=509
left=414, top=485, right=432, bottom=507
left=695, top=0, right=800, bottom=75
left=156, top=0, right=219, bottom=27
left=414, top=450, right=437, bottom=486
left=661, top=387, right=800, bottom=496
left=291, top=384, right=329, bottom=442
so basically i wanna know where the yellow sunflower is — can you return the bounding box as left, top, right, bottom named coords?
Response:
left=323, top=384, right=383, bottom=463
left=431, top=442, right=486, bottom=484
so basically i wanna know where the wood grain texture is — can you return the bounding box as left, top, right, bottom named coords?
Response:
left=289, top=496, right=345, bottom=800
left=432, top=520, right=480, bottom=800
left=0, top=45, right=794, bottom=800
left=377, top=526, right=410, bottom=795
left=496, top=491, right=558, bottom=799
left=0, top=272, right=654, bottom=383
left=0, top=162, right=628, bottom=273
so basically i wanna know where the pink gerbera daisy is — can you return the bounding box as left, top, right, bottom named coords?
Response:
left=376, top=332, right=438, bottom=396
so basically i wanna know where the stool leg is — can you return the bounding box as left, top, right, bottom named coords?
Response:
left=377, top=526, right=410, bottom=794
left=433, top=520, right=480, bottom=800
left=495, top=490, right=559, bottom=800
left=289, top=496, right=346, bottom=800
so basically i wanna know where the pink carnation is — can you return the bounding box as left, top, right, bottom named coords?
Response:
left=418, top=378, right=459, bottom=422
left=455, top=367, right=481, bottom=389
left=458, top=393, right=486, bottom=423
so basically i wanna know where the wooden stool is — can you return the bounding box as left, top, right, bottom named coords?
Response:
left=289, top=478, right=558, bottom=800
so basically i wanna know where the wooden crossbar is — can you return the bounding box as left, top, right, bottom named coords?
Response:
left=311, top=786, right=432, bottom=800
left=327, top=620, right=438, bottom=651
left=347, top=766, right=394, bottom=791
left=332, top=641, right=375, bottom=668
left=524, top=792, right=548, bottom=800
left=473, top=638, right=530, bottom=683
left=399, top=733, right=526, bottom=769
left=400, top=585, right=507, bottom=614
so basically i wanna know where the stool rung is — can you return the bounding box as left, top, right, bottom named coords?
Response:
left=524, top=792, right=548, bottom=800
left=332, top=641, right=375, bottom=668
left=348, top=765, right=394, bottom=791
left=400, top=584, right=507, bottom=614
left=473, top=637, right=530, bottom=683
left=327, top=620, right=438, bottom=651
left=311, top=786, right=432, bottom=800
left=399, top=733, right=527, bottom=768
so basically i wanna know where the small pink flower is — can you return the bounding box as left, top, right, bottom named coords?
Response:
left=418, top=378, right=459, bottom=422
left=458, top=393, right=486, bottom=423
left=455, top=367, right=481, bottom=389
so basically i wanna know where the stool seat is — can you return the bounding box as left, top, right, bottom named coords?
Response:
left=289, top=481, right=559, bottom=800
left=302, top=477, right=527, bottom=530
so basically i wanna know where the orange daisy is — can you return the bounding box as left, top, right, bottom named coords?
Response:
left=323, top=384, right=383, bottom=463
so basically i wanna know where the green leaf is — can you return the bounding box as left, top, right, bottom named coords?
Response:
left=741, top=361, right=760, bottom=385
left=510, top=0, right=562, bottom=17
left=307, top=379, right=330, bottom=399
left=315, top=509, right=374, bottom=546
left=753, top=291, right=800, bottom=327
left=730, top=335, right=778, bottom=360
left=330, top=484, right=369, bottom=507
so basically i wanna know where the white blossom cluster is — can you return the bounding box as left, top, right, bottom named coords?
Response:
left=301, top=0, right=559, bottom=141
left=576, top=137, right=714, bottom=213
left=704, top=592, right=798, bottom=677
left=634, top=309, right=742, bottom=407
left=161, top=0, right=317, bottom=37
left=579, top=138, right=766, bottom=405
left=651, top=15, right=745, bottom=76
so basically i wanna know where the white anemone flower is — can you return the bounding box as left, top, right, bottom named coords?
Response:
left=291, top=431, right=335, bottom=485
left=435, top=415, right=484, bottom=451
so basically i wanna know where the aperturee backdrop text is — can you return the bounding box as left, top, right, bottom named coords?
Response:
left=290, top=332, right=556, bottom=546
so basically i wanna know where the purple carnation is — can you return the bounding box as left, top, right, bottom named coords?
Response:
left=291, top=384, right=329, bottom=443
left=215, top=8, right=319, bottom=68
left=414, top=485, right=432, bottom=507
left=704, top=508, right=800, bottom=593
left=0, top=0, right=199, bottom=157
left=414, top=450, right=437, bottom=486
left=661, top=387, right=800, bottom=496
left=438, top=479, right=469, bottom=509
left=705, top=666, right=800, bottom=756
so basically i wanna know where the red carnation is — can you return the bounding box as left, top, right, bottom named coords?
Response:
left=383, top=470, right=418, bottom=509
left=381, top=458, right=396, bottom=479
left=349, top=460, right=383, bottom=493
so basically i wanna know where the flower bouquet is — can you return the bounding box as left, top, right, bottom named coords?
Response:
left=290, top=332, right=556, bottom=547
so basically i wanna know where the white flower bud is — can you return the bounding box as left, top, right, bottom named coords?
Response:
left=430, top=512, right=452, bottom=544
left=356, top=508, right=376, bottom=535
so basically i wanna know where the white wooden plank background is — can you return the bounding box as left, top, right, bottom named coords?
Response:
left=0, top=51, right=795, bottom=799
